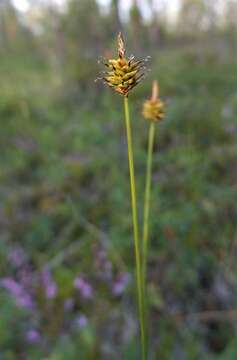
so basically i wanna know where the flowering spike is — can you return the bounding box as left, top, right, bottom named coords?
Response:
left=98, top=33, right=148, bottom=97
left=143, top=80, right=165, bottom=122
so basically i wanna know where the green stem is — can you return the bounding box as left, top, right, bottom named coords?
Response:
left=142, top=122, right=155, bottom=300
left=124, top=96, right=146, bottom=360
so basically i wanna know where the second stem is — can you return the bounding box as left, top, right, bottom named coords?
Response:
left=124, top=96, right=146, bottom=360
left=142, top=122, right=155, bottom=299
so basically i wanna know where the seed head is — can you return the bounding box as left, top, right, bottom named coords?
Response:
left=142, top=81, right=165, bottom=122
left=99, top=33, right=147, bottom=97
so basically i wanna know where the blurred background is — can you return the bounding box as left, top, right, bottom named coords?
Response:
left=0, top=0, right=237, bottom=358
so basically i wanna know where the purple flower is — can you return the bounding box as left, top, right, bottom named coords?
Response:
left=25, top=329, right=41, bottom=343
left=104, top=261, right=112, bottom=272
left=18, top=293, right=35, bottom=309
left=98, top=260, right=113, bottom=281
left=8, top=247, right=26, bottom=267
left=1, top=278, right=22, bottom=296
left=19, top=268, right=33, bottom=288
left=75, top=314, right=88, bottom=329
left=1, top=277, right=34, bottom=310
left=41, top=268, right=57, bottom=300
left=64, top=298, right=74, bottom=311
left=112, top=273, right=130, bottom=296
left=95, top=248, right=113, bottom=281
left=97, top=249, right=107, bottom=260
left=74, top=277, right=93, bottom=299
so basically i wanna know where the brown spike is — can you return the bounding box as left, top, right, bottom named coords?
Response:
left=118, top=32, right=126, bottom=58
left=151, top=80, right=159, bottom=101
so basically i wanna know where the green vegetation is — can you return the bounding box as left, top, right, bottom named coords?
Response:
left=0, top=0, right=237, bottom=358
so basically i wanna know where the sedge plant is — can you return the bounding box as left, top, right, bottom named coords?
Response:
left=98, top=33, right=147, bottom=358
left=142, top=80, right=165, bottom=346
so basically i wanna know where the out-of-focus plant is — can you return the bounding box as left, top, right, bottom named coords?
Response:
left=142, top=80, right=165, bottom=349
left=142, top=81, right=165, bottom=281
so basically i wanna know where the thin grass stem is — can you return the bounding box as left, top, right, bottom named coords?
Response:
left=142, top=122, right=155, bottom=317
left=124, top=96, right=146, bottom=360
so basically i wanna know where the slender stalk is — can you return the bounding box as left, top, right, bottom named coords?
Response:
left=123, top=96, right=146, bottom=360
left=142, top=122, right=155, bottom=298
